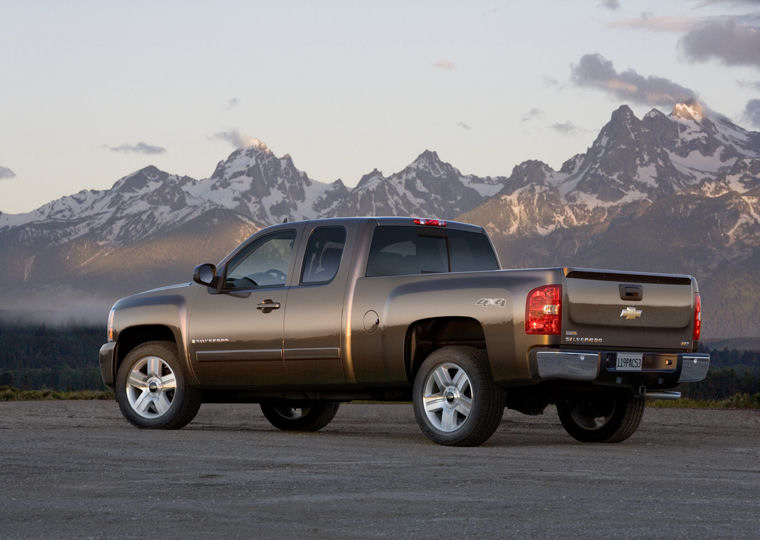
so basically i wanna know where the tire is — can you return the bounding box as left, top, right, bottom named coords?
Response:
left=260, top=400, right=340, bottom=432
left=412, top=346, right=504, bottom=446
left=556, top=392, right=645, bottom=443
left=115, top=341, right=202, bottom=429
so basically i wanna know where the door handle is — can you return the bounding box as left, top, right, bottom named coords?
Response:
left=256, top=299, right=281, bottom=313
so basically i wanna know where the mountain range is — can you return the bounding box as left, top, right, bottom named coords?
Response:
left=0, top=102, right=758, bottom=338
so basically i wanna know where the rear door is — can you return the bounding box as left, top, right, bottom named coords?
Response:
left=282, top=224, right=349, bottom=385
left=562, top=269, right=697, bottom=350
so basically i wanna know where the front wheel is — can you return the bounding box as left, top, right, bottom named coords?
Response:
left=412, top=346, right=504, bottom=446
left=556, top=392, right=645, bottom=443
left=115, top=341, right=202, bottom=429
left=260, top=400, right=340, bottom=431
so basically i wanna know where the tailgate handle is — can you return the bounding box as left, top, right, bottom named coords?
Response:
left=619, top=284, right=643, bottom=301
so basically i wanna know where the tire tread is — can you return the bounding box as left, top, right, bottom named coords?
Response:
left=413, top=346, right=504, bottom=447
left=557, top=393, right=645, bottom=443
left=115, top=341, right=201, bottom=430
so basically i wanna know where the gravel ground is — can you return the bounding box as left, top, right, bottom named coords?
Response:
left=0, top=401, right=758, bottom=539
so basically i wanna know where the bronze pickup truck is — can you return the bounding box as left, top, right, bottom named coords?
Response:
left=99, top=217, right=709, bottom=446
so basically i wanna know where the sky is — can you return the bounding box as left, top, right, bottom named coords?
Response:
left=1, top=0, right=759, bottom=214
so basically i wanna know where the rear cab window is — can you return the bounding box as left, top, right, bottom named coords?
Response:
left=366, top=225, right=498, bottom=277
left=300, top=226, right=346, bottom=285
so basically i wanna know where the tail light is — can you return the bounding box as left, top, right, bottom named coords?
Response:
left=526, top=285, right=562, bottom=335
left=693, top=293, right=701, bottom=341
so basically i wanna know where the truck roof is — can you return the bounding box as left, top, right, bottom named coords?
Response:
left=280, top=216, right=486, bottom=234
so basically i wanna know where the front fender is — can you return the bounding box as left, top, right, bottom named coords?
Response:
left=111, top=292, right=196, bottom=384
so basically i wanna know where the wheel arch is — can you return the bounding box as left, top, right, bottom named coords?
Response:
left=114, top=325, right=183, bottom=382
left=405, top=316, right=488, bottom=383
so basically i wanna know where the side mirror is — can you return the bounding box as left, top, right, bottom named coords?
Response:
left=193, top=263, right=217, bottom=287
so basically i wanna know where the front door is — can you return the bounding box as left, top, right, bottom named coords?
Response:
left=188, top=227, right=301, bottom=386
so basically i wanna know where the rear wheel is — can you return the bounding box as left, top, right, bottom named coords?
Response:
left=115, top=341, right=202, bottom=429
left=556, top=392, right=645, bottom=443
left=260, top=400, right=340, bottom=431
left=412, top=346, right=504, bottom=446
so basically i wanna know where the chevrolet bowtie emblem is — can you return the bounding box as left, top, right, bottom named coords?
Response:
left=620, top=307, right=643, bottom=320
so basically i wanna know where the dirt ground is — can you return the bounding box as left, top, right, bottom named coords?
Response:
left=0, top=401, right=758, bottom=539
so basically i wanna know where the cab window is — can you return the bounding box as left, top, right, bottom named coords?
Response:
left=366, top=227, right=447, bottom=277
left=224, top=229, right=296, bottom=290
left=300, top=226, right=346, bottom=285
left=366, top=226, right=498, bottom=277
left=448, top=229, right=499, bottom=272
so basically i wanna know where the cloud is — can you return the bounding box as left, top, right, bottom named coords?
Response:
left=521, top=108, right=542, bottom=122
left=0, top=166, right=16, bottom=180
left=738, top=79, right=760, bottom=90
left=570, top=53, right=696, bottom=105
left=745, top=99, right=760, bottom=127
left=457, top=122, right=471, bottom=130
left=607, top=16, right=701, bottom=32
left=213, top=129, right=268, bottom=150
left=600, top=0, right=620, bottom=10
left=226, top=97, right=239, bottom=109
left=680, top=18, right=760, bottom=68
left=108, top=142, right=166, bottom=155
left=433, top=60, right=455, bottom=70
left=696, top=1, right=760, bottom=7
left=549, top=122, right=580, bottom=135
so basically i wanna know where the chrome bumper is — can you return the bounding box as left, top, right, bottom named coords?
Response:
left=678, top=354, right=711, bottom=383
left=536, top=351, right=599, bottom=381
left=535, top=350, right=711, bottom=385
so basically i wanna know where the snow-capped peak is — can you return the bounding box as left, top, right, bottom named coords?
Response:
left=246, top=137, right=270, bottom=152
left=672, top=101, right=704, bottom=122
left=411, top=150, right=441, bottom=166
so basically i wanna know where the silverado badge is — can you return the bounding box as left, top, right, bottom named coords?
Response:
left=620, top=307, right=643, bottom=320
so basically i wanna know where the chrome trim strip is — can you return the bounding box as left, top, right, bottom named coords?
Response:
left=283, top=347, right=341, bottom=360
left=196, top=349, right=282, bottom=362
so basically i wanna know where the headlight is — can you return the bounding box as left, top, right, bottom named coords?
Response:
left=107, top=307, right=116, bottom=342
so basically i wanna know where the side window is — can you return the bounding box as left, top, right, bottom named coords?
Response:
left=366, top=226, right=447, bottom=277
left=225, top=229, right=296, bottom=290
left=449, top=230, right=499, bottom=272
left=300, top=227, right=346, bottom=285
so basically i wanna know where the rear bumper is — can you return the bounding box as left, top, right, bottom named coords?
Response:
left=99, top=342, right=116, bottom=389
left=533, top=349, right=710, bottom=389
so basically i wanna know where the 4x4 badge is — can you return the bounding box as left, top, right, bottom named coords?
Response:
left=620, top=307, right=642, bottom=320
left=476, top=298, right=506, bottom=307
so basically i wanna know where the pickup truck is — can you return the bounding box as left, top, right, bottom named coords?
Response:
left=99, top=217, right=710, bottom=446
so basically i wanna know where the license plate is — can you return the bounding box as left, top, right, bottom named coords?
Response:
left=616, top=352, right=643, bottom=371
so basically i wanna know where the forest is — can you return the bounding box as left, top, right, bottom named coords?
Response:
left=0, top=323, right=758, bottom=401
left=0, top=324, right=105, bottom=390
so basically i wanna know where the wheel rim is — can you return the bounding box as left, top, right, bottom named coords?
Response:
left=422, top=362, right=473, bottom=433
left=569, top=398, right=616, bottom=431
left=272, top=405, right=311, bottom=420
left=125, top=355, right=177, bottom=419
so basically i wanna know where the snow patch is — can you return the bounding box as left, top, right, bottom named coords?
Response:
left=668, top=148, right=733, bottom=175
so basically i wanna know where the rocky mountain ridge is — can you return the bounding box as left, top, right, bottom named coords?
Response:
left=0, top=102, right=758, bottom=337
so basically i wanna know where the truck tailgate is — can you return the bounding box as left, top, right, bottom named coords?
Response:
left=562, top=269, right=697, bottom=351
